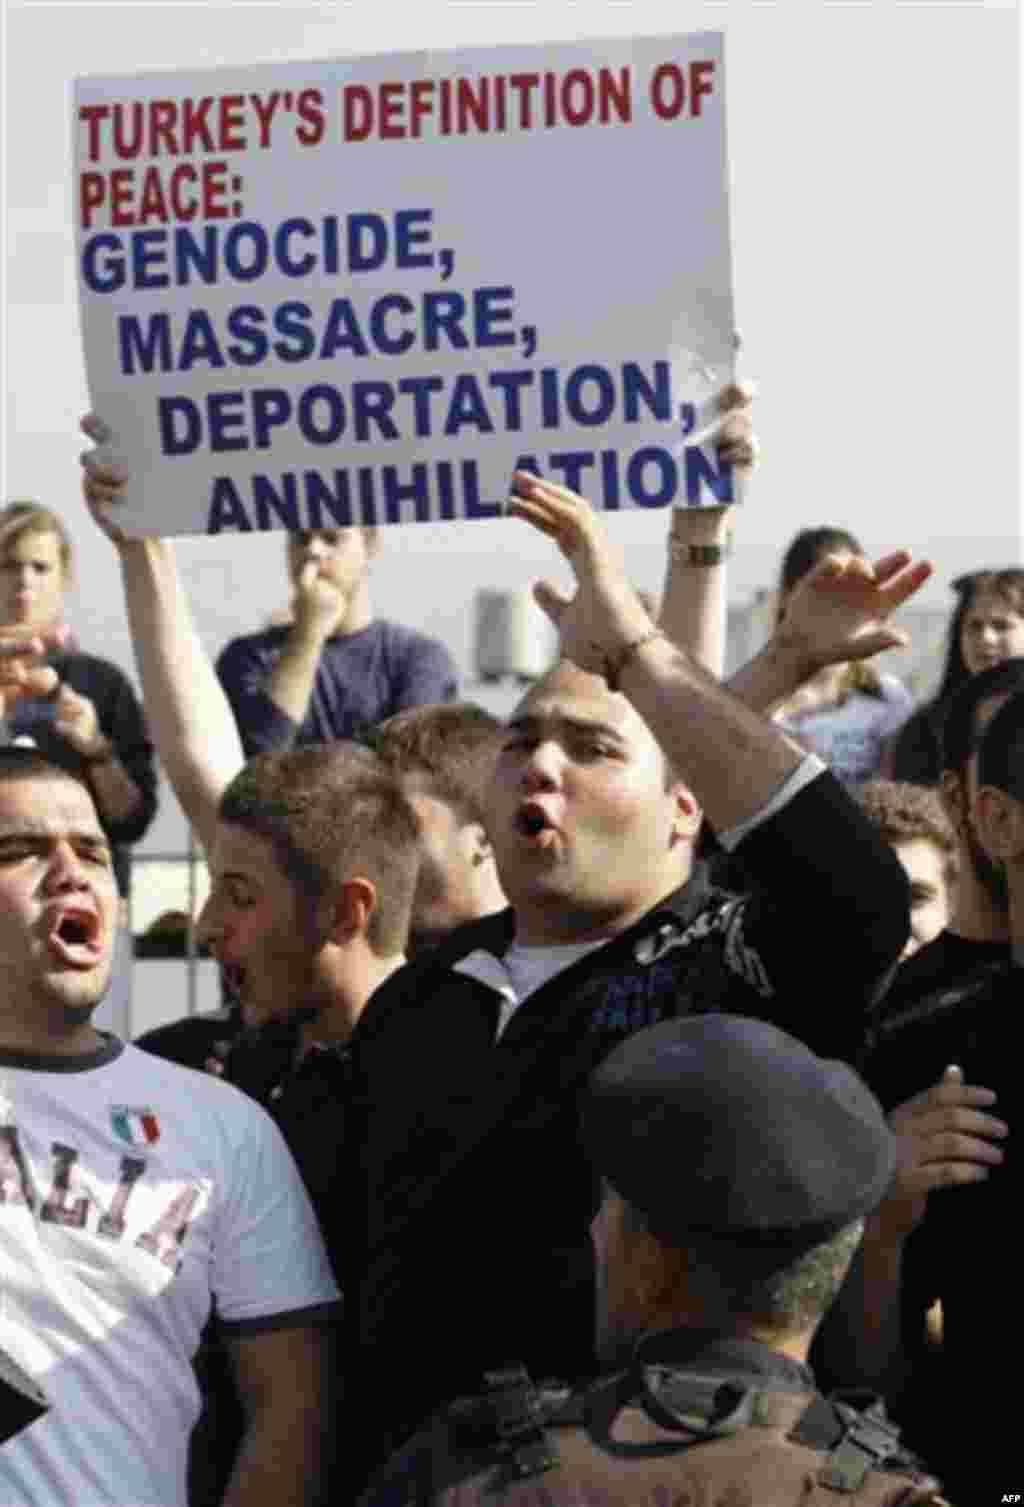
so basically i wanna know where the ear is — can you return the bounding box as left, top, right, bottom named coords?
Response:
left=668, top=779, right=702, bottom=847
left=319, top=876, right=378, bottom=945
left=602, top=1196, right=667, bottom=1312
left=625, top=1228, right=696, bottom=1325
left=362, top=526, right=382, bottom=559
left=469, top=822, right=494, bottom=868
left=974, top=786, right=1024, bottom=865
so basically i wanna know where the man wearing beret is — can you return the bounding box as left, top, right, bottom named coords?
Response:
left=360, top=1016, right=946, bottom=1505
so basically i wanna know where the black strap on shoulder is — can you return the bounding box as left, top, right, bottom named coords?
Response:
left=790, top=1389, right=928, bottom=1493
left=584, top=1365, right=758, bottom=1459
left=363, top=1368, right=563, bottom=1504
left=448, top=1366, right=560, bottom=1488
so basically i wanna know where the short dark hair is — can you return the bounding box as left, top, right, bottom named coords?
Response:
left=857, top=780, right=957, bottom=884
left=977, top=689, right=1024, bottom=803
left=621, top=1194, right=864, bottom=1331
left=218, top=743, right=420, bottom=956
left=777, top=526, right=864, bottom=602
left=369, top=703, right=503, bottom=827
left=940, top=658, right=1024, bottom=777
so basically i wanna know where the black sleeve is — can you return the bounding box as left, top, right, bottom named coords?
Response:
left=720, top=769, right=910, bottom=1060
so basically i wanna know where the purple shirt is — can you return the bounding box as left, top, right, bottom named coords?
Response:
left=216, top=619, right=458, bottom=756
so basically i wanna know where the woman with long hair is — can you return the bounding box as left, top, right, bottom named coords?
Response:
left=888, top=567, right=1024, bottom=785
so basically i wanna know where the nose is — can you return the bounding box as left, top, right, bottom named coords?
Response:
left=305, top=535, right=327, bottom=560
left=43, top=841, right=89, bottom=894
left=520, top=740, right=563, bottom=793
left=195, top=894, right=219, bottom=950
left=196, top=886, right=226, bottom=946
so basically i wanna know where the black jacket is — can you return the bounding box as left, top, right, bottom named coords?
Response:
left=343, top=770, right=909, bottom=1477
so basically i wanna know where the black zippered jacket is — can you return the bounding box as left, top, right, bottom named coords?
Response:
left=343, top=769, right=909, bottom=1478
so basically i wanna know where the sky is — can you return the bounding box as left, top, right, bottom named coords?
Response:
left=2, top=0, right=1021, bottom=858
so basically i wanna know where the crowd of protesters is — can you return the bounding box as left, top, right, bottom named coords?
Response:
left=0, top=384, right=1019, bottom=1505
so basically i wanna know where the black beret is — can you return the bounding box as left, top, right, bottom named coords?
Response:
left=582, top=1016, right=897, bottom=1272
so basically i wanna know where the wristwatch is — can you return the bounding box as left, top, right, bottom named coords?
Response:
left=671, top=541, right=731, bottom=567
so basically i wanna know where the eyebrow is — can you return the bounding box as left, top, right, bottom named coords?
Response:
left=505, top=715, right=628, bottom=744
left=0, top=829, right=111, bottom=853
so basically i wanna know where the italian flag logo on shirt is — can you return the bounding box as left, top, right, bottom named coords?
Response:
left=111, top=1106, right=160, bottom=1145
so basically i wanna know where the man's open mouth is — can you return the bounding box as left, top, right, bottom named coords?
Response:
left=514, top=803, right=559, bottom=844
left=47, top=907, right=103, bottom=967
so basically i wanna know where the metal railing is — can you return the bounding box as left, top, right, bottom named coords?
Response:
left=127, top=836, right=209, bottom=1037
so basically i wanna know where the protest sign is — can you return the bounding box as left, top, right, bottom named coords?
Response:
left=74, top=33, right=737, bottom=536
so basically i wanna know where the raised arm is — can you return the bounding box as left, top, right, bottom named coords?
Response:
left=80, top=418, right=243, bottom=855
left=657, top=383, right=755, bottom=676
left=726, top=548, right=933, bottom=714
left=509, top=473, right=918, bottom=1053
left=510, top=471, right=804, bottom=832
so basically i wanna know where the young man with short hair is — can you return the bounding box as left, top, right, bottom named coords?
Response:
left=0, top=748, right=338, bottom=1507
left=216, top=525, right=458, bottom=757
left=876, top=659, right=1024, bottom=1012
left=825, top=690, right=1024, bottom=1501
left=199, top=742, right=419, bottom=1255
left=861, top=660, right=1024, bottom=1106
left=370, top=702, right=508, bottom=950
left=856, top=780, right=957, bottom=959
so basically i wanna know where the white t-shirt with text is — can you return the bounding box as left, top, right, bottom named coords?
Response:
left=0, top=1038, right=338, bottom=1507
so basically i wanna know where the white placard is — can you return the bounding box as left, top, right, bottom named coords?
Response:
left=74, top=33, right=736, bottom=536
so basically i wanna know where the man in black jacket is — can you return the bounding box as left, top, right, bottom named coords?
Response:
left=344, top=474, right=919, bottom=1484
left=833, top=689, right=1024, bottom=1501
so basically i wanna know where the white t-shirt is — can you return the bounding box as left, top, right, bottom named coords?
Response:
left=455, top=940, right=605, bottom=1038
left=0, top=1038, right=339, bottom=1507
